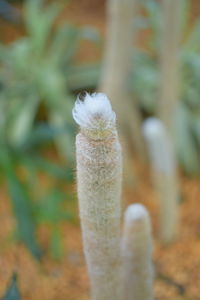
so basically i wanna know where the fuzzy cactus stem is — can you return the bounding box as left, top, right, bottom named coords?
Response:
left=122, top=204, right=154, bottom=300
left=143, top=118, right=179, bottom=244
left=73, top=92, right=122, bottom=300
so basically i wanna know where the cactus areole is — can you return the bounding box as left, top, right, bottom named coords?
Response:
left=73, top=93, right=122, bottom=300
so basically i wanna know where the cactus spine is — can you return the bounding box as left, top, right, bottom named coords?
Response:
left=122, top=204, right=154, bottom=300
left=143, top=118, right=179, bottom=244
left=73, top=93, right=122, bottom=300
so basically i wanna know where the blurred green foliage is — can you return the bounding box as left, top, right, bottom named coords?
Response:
left=0, top=143, right=74, bottom=259
left=0, top=0, right=101, bottom=162
left=2, top=273, right=21, bottom=300
left=130, top=0, right=200, bottom=174
left=0, top=0, right=101, bottom=259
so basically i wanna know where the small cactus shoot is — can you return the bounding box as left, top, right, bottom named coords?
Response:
left=122, top=204, right=154, bottom=300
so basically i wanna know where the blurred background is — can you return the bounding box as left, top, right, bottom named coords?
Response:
left=0, top=0, right=199, bottom=299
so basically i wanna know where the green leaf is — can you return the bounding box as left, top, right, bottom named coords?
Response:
left=130, top=52, right=159, bottom=113
left=23, top=156, right=74, bottom=182
left=4, top=157, right=42, bottom=259
left=22, top=123, right=66, bottom=150
left=50, top=25, right=101, bottom=67
left=24, top=0, right=62, bottom=56
left=175, top=105, right=200, bottom=175
left=184, top=19, right=200, bottom=52
left=191, top=113, right=200, bottom=147
left=36, top=188, right=72, bottom=224
left=179, top=0, right=191, bottom=37
left=50, top=225, right=63, bottom=261
left=8, top=39, right=31, bottom=75
left=67, top=63, right=100, bottom=90
left=48, top=107, right=75, bottom=163
left=48, top=24, right=81, bottom=66
left=37, top=67, right=65, bottom=102
left=2, top=273, right=20, bottom=300
left=7, top=95, right=39, bottom=148
left=79, top=26, right=102, bottom=46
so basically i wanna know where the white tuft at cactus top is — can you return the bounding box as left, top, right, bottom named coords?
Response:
left=72, top=92, right=116, bottom=140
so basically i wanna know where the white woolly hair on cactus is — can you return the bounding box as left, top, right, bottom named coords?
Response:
left=143, top=117, right=179, bottom=244
left=122, top=203, right=154, bottom=300
left=73, top=92, right=116, bottom=134
left=73, top=92, right=122, bottom=300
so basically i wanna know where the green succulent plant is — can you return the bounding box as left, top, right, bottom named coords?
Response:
left=130, top=0, right=200, bottom=174
left=0, top=0, right=101, bottom=162
left=0, top=0, right=101, bottom=259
